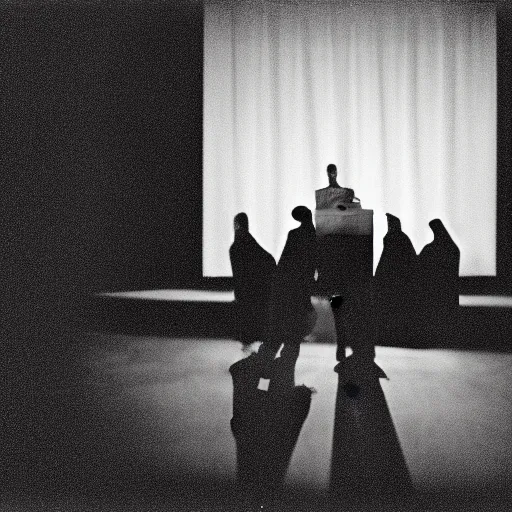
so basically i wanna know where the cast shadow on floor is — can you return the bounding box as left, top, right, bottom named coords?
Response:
left=330, top=356, right=415, bottom=511
left=229, top=350, right=315, bottom=511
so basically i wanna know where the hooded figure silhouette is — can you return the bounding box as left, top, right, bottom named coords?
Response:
left=374, top=214, right=418, bottom=345
left=230, top=213, right=276, bottom=344
left=415, top=219, right=460, bottom=346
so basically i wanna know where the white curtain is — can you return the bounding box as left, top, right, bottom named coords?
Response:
left=204, top=0, right=496, bottom=276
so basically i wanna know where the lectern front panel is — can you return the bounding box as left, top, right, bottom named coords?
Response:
left=315, top=209, right=373, bottom=295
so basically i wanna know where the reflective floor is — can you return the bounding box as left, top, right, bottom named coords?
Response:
left=101, top=289, right=512, bottom=308
left=4, top=333, right=511, bottom=511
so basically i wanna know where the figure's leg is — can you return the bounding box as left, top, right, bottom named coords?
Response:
left=254, top=316, right=284, bottom=377
left=348, top=283, right=376, bottom=363
left=260, top=298, right=308, bottom=381
left=330, top=295, right=347, bottom=362
left=268, top=342, right=299, bottom=393
left=256, top=339, right=281, bottom=363
left=258, top=288, right=286, bottom=364
left=280, top=342, right=300, bottom=365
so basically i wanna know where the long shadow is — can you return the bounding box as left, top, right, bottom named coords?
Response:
left=330, top=357, right=414, bottom=511
left=229, top=352, right=314, bottom=510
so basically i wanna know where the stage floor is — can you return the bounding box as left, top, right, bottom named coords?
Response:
left=5, top=334, right=511, bottom=511
left=101, top=289, right=512, bottom=308
left=94, top=289, right=512, bottom=349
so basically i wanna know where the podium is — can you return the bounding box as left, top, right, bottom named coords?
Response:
left=315, top=207, right=374, bottom=295
left=315, top=206, right=375, bottom=360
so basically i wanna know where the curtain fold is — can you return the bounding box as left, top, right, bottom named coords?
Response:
left=204, top=0, right=496, bottom=276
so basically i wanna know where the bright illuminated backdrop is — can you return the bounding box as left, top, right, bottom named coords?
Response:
left=204, top=0, right=496, bottom=277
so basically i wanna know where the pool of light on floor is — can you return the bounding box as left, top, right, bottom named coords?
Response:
left=99, top=290, right=512, bottom=308
left=100, top=289, right=235, bottom=302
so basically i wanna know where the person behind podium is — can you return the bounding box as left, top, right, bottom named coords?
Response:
left=257, top=206, right=318, bottom=373
left=315, top=163, right=359, bottom=210
left=230, top=213, right=277, bottom=345
left=315, top=163, right=362, bottom=293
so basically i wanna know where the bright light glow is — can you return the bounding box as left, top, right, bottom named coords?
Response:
left=204, top=0, right=496, bottom=276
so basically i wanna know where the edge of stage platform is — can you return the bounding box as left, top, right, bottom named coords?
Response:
left=87, top=290, right=236, bottom=338
left=85, top=289, right=512, bottom=352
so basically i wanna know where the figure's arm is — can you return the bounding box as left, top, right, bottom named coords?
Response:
left=277, top=232, right=293, bottom=267
left=230, top=248, right=243, bottom=302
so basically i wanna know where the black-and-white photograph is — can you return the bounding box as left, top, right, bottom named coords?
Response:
left=2, top=1, right=511, bottom=511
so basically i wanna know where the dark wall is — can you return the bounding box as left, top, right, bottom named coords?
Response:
left=96, top=1, right=203, bottom=291
left=2, top=0, right=203, bottom=306
left=456, top=3, right=512, bottom=295
left=495, top=5, right=512, bottom=294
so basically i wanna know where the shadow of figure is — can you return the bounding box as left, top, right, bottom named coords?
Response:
left=415, top=219, right=460, bottom=347
left=374, top=213, right=418, bottom=347
left=330, top=359, right=414, bottom=511
left=229, top=349, right=314, bottom=510
left=230, top=212, right=277, bottom=346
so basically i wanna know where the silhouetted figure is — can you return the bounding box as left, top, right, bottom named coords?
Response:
left=374, top=213, right=418, bottom=345
left=230, top=213, right=276, bottom=345
left=229, top=351, right=313, bottom=509
left=330, top=358, right=414, bottom=510
left=257, top=206, right=318, bottom=369
left=415, top=219, right=460, bottom=346
left=322, top=209, right=375, bottom=364
left=315, top=164, right=371, bottom=298
left=315, top=163, right=360, bottom=209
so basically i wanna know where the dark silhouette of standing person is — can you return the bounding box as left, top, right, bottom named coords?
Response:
left=230, top=212, right=276, bottom=345
left=415, top=219, right=460, bottom=346
left=315, top=163, right=360, bottom=210
left=374, top=213, right=418, bottom=345
left=257, top=206, right=318, bottom=373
